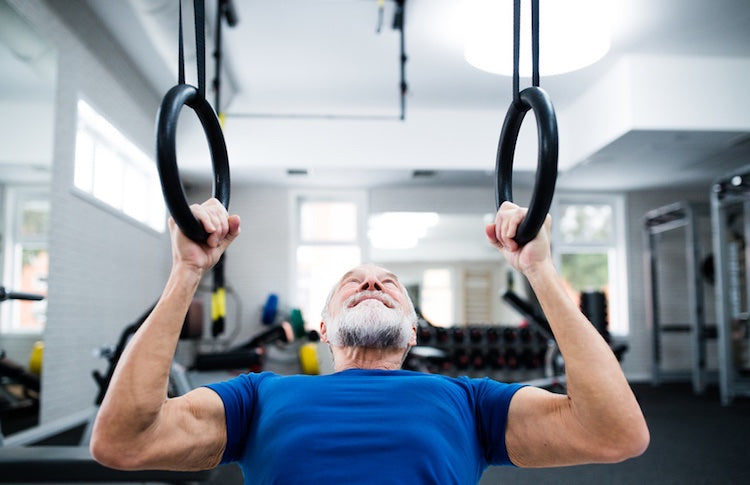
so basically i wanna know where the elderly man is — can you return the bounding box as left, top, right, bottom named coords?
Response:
left=91, top=198, right=649, bottom=484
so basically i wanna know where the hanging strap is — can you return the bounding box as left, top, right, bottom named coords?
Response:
left=512, top=0, right=541, bottom=104
left=178, top=0, right=206, bottom=97
left=531, top=0, right=539, bottom=87
left=496, top=0, right=558, bottom=246
left=512, top=0, right=520, bottom=104
left=178, top=0, right=185, bottom=85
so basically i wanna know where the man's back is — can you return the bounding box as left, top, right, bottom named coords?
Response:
left=207, top=369, right=523, bottom=484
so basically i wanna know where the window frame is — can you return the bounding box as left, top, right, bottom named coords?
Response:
left=552, top=193, right=629, bottom=336
left=1, top=186, right=50, bottom=335
left=289, top=189, right=368, bottom=328
left=72, top=98, right=166, bottom=234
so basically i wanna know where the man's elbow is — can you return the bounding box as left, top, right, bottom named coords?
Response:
left=89, top=428, right=147, bottom=470
left=624, top=422, right=650, bottom=459
left=600, top=421, right=650, bottom=463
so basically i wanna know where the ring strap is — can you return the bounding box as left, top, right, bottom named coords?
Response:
left=512, top=0, right=541, bottom=103
left=512, top=0, right=520, bottom=104
left=531, top=0, right=539, bottom=87
left=178, top=0, right=206, bottom=98
left=496, top=0, right=558, bottom=246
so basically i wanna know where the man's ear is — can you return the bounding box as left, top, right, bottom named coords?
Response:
left=408, top=324, right=417, bottom=347
left=320, top=321, right=329, bottom=343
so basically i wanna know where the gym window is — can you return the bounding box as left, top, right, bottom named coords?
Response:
left=554, top=195, right=628, bottom=336
left=1, top=187, right=49, bottom=334
left=73, top=99, right=166, bottom=232
left=293, top=192, right=366, bottom=329
left=420, top=268, right=454, bottom=327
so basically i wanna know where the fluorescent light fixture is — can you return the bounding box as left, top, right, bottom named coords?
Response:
left=369, top=212, right=440, bottom=250
left=464, top=0, right=612, bottom=77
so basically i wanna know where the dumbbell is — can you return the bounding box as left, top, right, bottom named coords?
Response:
left=436, top=328, right=450, bottom=344
left=520, top=327, right=533, bottom=343
left=451, top=327, right=466, bottom=344
left=418, top=326, right=433, bottom=344
left=505, top=348, right=519, bottom=370
left=469, top=327, right=484, bottom=344
left=453, top=348, right=470, bottom=370
left=470, top=349, right=486, bottom=370
left=486, top=327, right=500, bottom=344
left=488, top=348, right=505, bottom=369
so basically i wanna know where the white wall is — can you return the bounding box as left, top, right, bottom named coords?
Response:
left=191, top=185, right=292, bottom=345
left=10, top=0, right=171, bottom=423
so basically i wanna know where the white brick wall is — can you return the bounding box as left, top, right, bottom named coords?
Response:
left=10, top=0, right=171, bottom=423
left=186, top=185, right=292, bottom=347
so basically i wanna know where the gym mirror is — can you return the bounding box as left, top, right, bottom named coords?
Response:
left=0, top=0, right=56, bottom=435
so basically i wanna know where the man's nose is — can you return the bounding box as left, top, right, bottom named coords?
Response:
left=359, top=277, right=382, bottom=292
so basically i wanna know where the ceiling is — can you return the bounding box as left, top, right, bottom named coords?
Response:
left=5, top=0, right=750, bottom=191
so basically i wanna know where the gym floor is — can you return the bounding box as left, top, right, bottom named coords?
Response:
left=479, top=382, right=750, bottom=485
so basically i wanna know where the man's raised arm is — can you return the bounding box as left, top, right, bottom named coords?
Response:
left=486, top=202, right=649, bottom=468
left=90, top=199, right=240, bottom=471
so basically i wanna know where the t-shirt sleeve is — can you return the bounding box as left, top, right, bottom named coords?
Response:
left=472, top=378, right=525, bottom=466
left=204, top=374, right=257, bottom=464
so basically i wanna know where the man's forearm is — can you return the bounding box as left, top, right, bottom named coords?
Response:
left=93, top=265, right=202, bottom=441
left=525, top=261, right=648, bottom=448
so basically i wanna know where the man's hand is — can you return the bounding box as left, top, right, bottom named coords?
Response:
left=169, top=198, right=241, bottom=276
left=485, top=201, right=552, bottom=275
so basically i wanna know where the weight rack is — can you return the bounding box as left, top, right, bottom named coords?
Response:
left=643, top=201, right=716, bottom=394
left=405, top=324, right=553, bottom=384
left=711, top=165, right=750, bottom=405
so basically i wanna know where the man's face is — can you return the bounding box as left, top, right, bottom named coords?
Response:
left=321, top=264, right=416, bottom=349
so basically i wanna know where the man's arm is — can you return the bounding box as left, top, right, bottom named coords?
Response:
left=90, top=199, right=240, bottom=471
left=486, top=202, right=649, bottom=467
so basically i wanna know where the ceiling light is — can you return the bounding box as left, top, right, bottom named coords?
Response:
left=369, top=212, right=439, bottom=250
left=463, top=0, right=612, bottom=77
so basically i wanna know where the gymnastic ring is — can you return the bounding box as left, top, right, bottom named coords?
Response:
left=156, top=84, right=230, bottom=244
left=495, top=86, right=558, bottom=246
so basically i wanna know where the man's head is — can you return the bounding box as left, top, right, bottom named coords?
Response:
left=320, top=264, right=417, bottom=350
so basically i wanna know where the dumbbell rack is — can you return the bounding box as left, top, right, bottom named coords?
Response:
left=406, top=324, right=553, bottom=383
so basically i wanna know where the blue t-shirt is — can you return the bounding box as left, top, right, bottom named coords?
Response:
left=206, top=369, right=523, bottom=484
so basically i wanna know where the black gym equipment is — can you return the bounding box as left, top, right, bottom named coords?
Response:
left=0, top=294, right=216, bottom=483
left=643, top=201, right=717, bottom=395
left=0, top=288, right=44, bottom=424
left=156, top=0, right=238, bottom=340
left=711, top=165, right=750, bottom=405
left=404, top=315, right=554, bottom=384
left=0, top=287, right=44, bottom=304
left=156, top=83, right=230, bottom=243
left=155, top=0, right=231, bottom=244
left=494, top=0, right=558, bottom=246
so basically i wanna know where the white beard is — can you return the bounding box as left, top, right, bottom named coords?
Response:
left=327, top=293, right=412, bottom=349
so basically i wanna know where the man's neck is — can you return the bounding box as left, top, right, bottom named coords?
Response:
left=330, top=345, right=407, bottom=371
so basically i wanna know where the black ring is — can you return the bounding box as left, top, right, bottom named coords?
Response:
left=156, top=84, right=230, bottom=243
left=495, top=86, right=558, bottom=246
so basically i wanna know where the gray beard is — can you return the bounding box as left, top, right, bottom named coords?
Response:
left=328, top=297, right=411, bottom=349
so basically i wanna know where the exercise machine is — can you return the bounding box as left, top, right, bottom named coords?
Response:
left=0, top=286, right=44, bottom=444
left=643, top=201, right=716, bottom=394
left=711, top=166, right=750, bottom=405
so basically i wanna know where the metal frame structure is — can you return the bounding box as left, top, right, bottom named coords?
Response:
left=711, top=165, right=750, bottom=405
left=643, top=201, right=713, bottom=394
